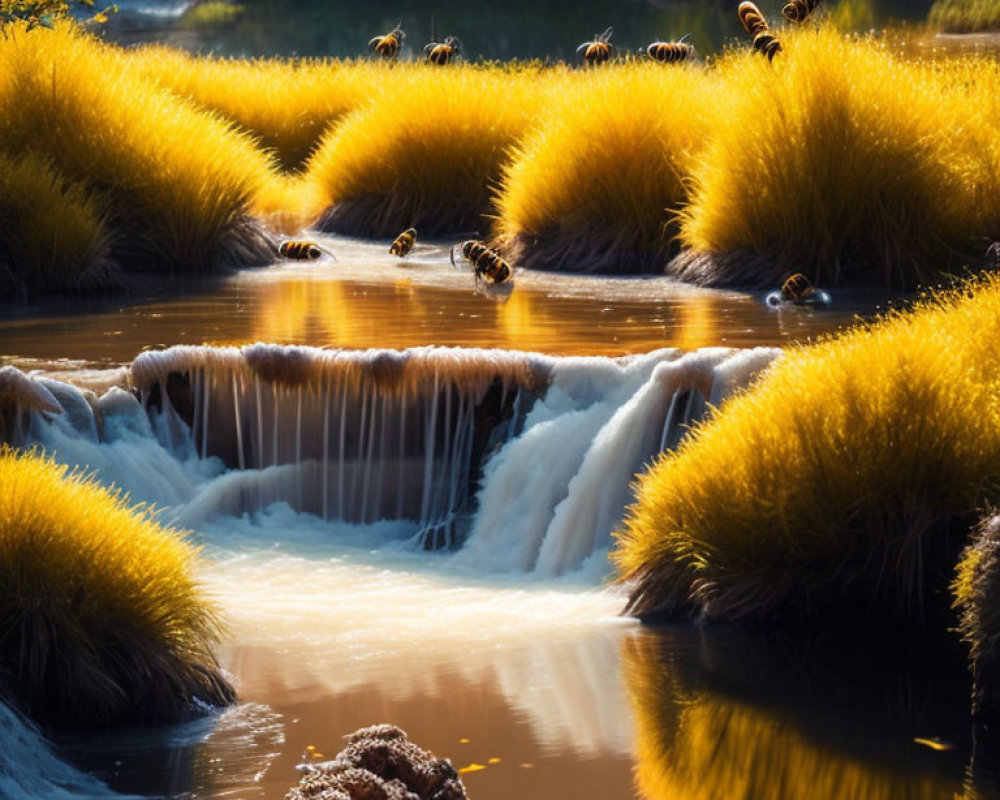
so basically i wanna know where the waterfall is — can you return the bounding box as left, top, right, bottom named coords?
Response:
left=0, top=342, right=780, bottom=573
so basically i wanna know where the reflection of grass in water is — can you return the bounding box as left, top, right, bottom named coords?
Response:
left=0, top=24, right=275, bottom=275
left=495, top=63, right=714, bottom=274
left=623, top=632, right=966, bottom=800
left=929, top=0, right=1000, bottom=32
left=615, top=275, right=1000, bottom=623
left=0, top=448, right=233, bottom=729
left=0, top=152, right=116, bottom=299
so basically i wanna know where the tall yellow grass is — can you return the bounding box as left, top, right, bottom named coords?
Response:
left=0, top=447, right=233, bottom=729
left=128, top=47, right=382, bottom=171
left=307, top=64, right=554, bottom=237
left=615, top=274, right=1000, bottom=623
left=671, top=28, right=1000, bottom=291
left=954, top=514, right=1000, bottom=718
left=0, top=152, right=116, bottom=298
left=0, top=24, right=277, bottom=274
left=495, top=64, right=715, bottom=273
left=929, top=0, right=1000, bottom=32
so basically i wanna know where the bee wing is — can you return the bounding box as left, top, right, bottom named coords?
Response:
left=315, top=244, right=338, bottom=262
left=424, top=42, right=436, bottom=52
left=576, top=41, right=591, bottom=56
left=368, top=36, right=382, bottom=49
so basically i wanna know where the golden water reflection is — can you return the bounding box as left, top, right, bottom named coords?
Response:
left=624, top=629, right=976, bottom=800
left=0, top=268, right=880, bottom=368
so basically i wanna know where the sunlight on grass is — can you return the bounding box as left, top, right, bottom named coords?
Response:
left=615, top=275, right=1000, bottom=623
left=0, top=447, right=233, bottom=729
left=495, top=63, right=715, bottom=273
left=128, top=48, right=383, bottom=171
left=0, top=24, right=276, bottom=275
left=307, top=63, right=555, bottom=237
left=929, top=0, right=1000, bottom=32
left=672, top=28, right=1000, bottom=291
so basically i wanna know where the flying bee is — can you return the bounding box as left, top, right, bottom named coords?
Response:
left=577, top=26, right=615, bottom=66
left=782, top=0, right=824, bottom=23
left=369, top=23, right=405, bottom=60
left=646, top=34, right=695, bottom=63
left=279, top=240, right=337, bottom=261
left=738, top=2, right=782, bottom=60
left=766, top=272, right=831, bottom=307
left=390, top=227, right=417, bottom=257
left=424, top=36, right=462, bottom=65
left=450, top=240, right=512, bottom=286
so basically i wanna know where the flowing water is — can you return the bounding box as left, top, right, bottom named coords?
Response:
left=0, top=238, right=984, bottom=800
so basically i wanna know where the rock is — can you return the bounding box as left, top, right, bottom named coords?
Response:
left=285, top=725, right=467, bottom=800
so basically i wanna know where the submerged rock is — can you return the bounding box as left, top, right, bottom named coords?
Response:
left=286, top=724, right=467, bottom=800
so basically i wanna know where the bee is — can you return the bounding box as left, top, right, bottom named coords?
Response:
left=646, top=34, right=695, bottom=63
left=390, top=227, right=417, bottom=257
left=450, top=240, right=512, bottom=286
left=738, top=2, right=781, bottom=61
left=782, top=0, right=824, bottom=22
left=780, top=272, right=815, bottom=301
left=369, top=23, right=405, bottom=60
left=424, top=36, right=462, bottom=65
left=279, top=240, right=337, bottom=261
left=766, top=272, right=831, bottom=307
left=577, top=26, right=615, bottom=66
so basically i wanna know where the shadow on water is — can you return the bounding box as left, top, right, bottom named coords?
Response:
left=55, top=703, right=284, bottom=799
left=625, top=624, right=1000, bottom=800
left=100, top=0, right=933, bottom=59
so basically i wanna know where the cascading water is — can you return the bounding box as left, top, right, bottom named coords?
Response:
left=1, top=342, right=780, bottom=569
left=0, top=342, right=782, bottom=798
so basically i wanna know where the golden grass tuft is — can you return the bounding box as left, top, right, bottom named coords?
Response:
left=0, top=25, right=277, bottom=275
left=672, top=28, right=1000, bottom=291
left=128, top=47, right=381, bottom=172
left=0, top=447, right=234, bottom=730
left=0, top=152, right=117, bottom=298
left=929, top=0, right=1000, bottom=32
left=954, top=514, right=1000, bottom=718
left=494, top=64, right=715, bottom=274
left=179, top=1, right=244, bottom=29
left=615, top=275, right=1000, bottom=623
left=307, top=64, right=553, bottom=237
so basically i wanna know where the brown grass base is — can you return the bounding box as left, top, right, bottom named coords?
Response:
left=0, top=252, right=121, bottom=301
left=667, top=245, right=984, bottom=291
left=2, top=635, right=236, bottom=731
left=115, top=213, right=279, bottom=275
left=498, top=229, right=674, bottom=275
left=317, top=196, right=490, bottom=239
